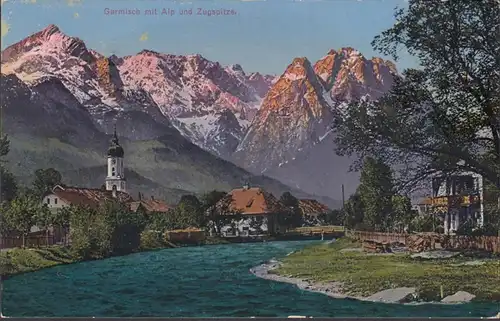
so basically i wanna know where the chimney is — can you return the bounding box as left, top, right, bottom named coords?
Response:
left=151, top=195, right=154, bottom=201
left=138, top=192, right=142, bottom=201
left=243, top=182, right=250, bottom=190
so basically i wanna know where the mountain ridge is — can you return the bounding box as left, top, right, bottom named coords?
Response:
left=1, top=24, right=397, bottom=202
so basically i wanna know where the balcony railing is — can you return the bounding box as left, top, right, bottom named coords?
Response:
left=430, top=195, right=481, bottom=207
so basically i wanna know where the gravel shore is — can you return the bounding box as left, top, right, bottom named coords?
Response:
left=250, top=259, right=478, bottom=305
left=250, top=259, right=364, bottom=301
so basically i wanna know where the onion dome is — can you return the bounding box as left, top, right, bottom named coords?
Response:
left=108, top=125, right=124, bottom=157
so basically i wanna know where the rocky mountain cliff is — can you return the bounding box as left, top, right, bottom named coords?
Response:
left=1, top=24, right=396, bottom=202
left=233, top=48, right=397, bottom=198
left=1, top=25, right=337, bottom=206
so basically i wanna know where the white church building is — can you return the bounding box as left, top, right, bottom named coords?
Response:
left=41, top=127, right=132, bottom=212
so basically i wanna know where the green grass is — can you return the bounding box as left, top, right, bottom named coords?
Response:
left=274, top=238, right=500, bottom=302
left=0, top=246, right=78, bottom=277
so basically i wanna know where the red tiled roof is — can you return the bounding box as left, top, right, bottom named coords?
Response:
left=51, top=185, right=133, bottom=209
left=129, top=199, right=170, bottom=213
left=218, top=187, right=285, bottom=215
left=298, top=199, right=330, bottom=215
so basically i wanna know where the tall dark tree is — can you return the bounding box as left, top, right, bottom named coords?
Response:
left=333, top=0, right=500, bottom=201
left=279, top=192, right=303, bottom=229
left=176, top=195, right=204, bottom=228
left=201, top=190, right=228, bottom=233
left=358, top=157, right=394, bottom=231
left=391, top=194, right=416, bottom=233
left=343, top=192, right=364, bottom=229
left=0, top=134, right=17, bottom=203
left=32, top=168, right=63, bottom=197
left=0, top=167, right=17, bottom=203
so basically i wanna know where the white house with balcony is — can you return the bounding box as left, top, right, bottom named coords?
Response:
left=430, top=171, right=484, bottom=234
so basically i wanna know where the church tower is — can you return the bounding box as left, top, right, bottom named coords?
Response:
left=105, top=126, right=126, bottom=192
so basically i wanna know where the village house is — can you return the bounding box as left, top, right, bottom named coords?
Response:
left=42, top=127, right=132, bottom=212
left=39, top=127, right=168, bottom=237
left=212, top=184, right=288, bottom=237
left=298, top=199, right=330, bottom=225
left=42, top=185, right=133, bottom=212
left=429, top=172, right=484, bottom=234
left=129, top=194, right=171, bottom=214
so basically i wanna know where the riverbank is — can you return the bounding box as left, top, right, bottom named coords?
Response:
left=251, top=238, right=500, bottom=303
left=0, top=236, right=235, bottom=278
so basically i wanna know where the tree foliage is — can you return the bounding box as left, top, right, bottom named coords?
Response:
left=357, top=157, right=394, bottom=231
left=0, top=166, right=17, bottom=203
left=3, top=195, right=44, bottom=247
left=391, top=195, right=416, bottom=233
left=32, top=168, right=63, bottom=197
left=278, top=192, right=303, bottom=229
left=333, top=0, right=500, bottom=193
left=317, top=209, right=345, bottom=226
left=0, top=135, right=17, bottom=203
left=343, top=192, right=365, bottom=229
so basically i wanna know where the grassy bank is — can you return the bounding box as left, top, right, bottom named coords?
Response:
left=273, top=238, right=500, bottom=302
left=0, top=236, right=232, bottom=278
left=0, top=246, right=78, bottom=277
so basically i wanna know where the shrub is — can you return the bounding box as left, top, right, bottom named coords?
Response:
left=140, top=230, right=166, bottom=250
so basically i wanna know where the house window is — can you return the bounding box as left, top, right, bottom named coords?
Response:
left=46, top=198, right=50, bottom=204
left=54, top=198, right=58, bottom=205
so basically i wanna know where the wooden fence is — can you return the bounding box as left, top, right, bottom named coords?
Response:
left=165, top=229, right=206, bottom=244
left=289, top=226, right=345, bottom=234
left=346, top=230, right=500, bottom=254
left=0, top=233, right=56, bottom=249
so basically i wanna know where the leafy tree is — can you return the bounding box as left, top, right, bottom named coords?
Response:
left=209, top=193, right=238, bottom=235
left=333, top=0, right=500, bottom=199
left=201, top=190, right=227, bottom=211
left=0, top=135, right=17, bottom=203
left=147, top=211, right=176, bottom=232
left=201, top=190, right=227, bottom=229
left=408, top=215, right=442, bottom=233
left=279, top=192, right=303, bottom=229
left=53, top=206, right=72, bottom=245
left=34, top=203, right=54, bottom=244
left=68, top=205, right=98, bottom=259
left=343, top=192, right=364, bottom=229
left=391, top=195, right=416, bottom=233
left=175, top=195, right=204, bottom=228
left=357, top=157, right=395, bottom=231
left=139, top=230, right=166, bottom=250
left=482, top=183, right=500, bottom=236
left=328, top=209, right=345, bottom=226
left=3, top=195, right=41, bottom=247
left=32, top=168, right=63, bottom=197
left=100, top=200, right=145, bottom=255
left=0, top=166, right=17, bottom=203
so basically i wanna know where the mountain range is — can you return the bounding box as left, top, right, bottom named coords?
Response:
left=0, top=24, right=397, bottom=206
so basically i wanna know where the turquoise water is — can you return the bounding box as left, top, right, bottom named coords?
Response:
left=2, top=241, right=499, bottom=317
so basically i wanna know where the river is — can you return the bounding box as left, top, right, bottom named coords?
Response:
left=2, top=241, right=498, bottom=317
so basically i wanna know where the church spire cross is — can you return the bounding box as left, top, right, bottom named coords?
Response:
left=111, top=124, right=119, bottom=145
